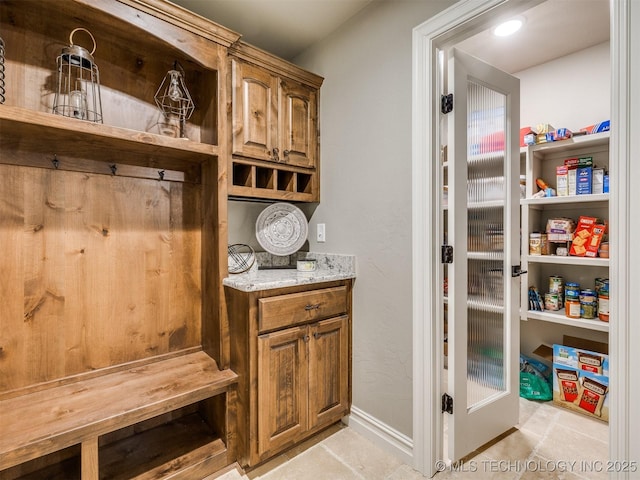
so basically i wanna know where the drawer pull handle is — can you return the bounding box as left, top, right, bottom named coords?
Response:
left=304, top=303, right=321, bottom=311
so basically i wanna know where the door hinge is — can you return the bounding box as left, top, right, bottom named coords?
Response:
left=442, top=393, right=453, bottom=414
left=511, top=265, right=528, bottom=277
left=441, top=94, right=453, bottom=114
left=441, top=245, right=453, bottom=264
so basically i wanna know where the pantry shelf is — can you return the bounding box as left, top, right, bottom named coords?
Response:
left=523, top=309, right=609, bottom=333
left=526, top=255, right=609, bottom=267
left=521, top=193, right=609, bottom=207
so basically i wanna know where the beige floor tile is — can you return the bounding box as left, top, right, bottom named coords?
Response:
left=204, top=465, right=248, bottom=480
left=246, top=454, right=289, bottom=479
left=553, top=406, right=608, bottom=441
left=477, top=427, right=542, bottom=463
left=518, top=400, right=561, bottom=437
left=384, top=464, right=425, bottom=480
left=258, top=444, right=362, bottom=480
left=518, top=455, right=587, bottom=480
left=536, top=424, right=608, bottom=480
left=321, top=428, right=403, bottom=480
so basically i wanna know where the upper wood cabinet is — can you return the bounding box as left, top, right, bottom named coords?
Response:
left=232, top=59, right=318, bottom=168
left=228, top=44, right=323, bottom=202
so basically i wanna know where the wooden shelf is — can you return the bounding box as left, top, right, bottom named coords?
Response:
left=521, top=193, right=609, bottom=207
left=7, top=414, right=228, bottom=480
left=100, top=414, right=227, bottom=480
left=230, top=159, right=317, bottom=202
left=523, top=309, right=609, bottom=333
left=0, top=351, right=238, bottom=471
left=0, top=105, right=217, bottom=176
left=525, top=255, right=609, bottom=267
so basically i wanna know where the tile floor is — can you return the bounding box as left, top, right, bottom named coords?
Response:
left=210, top=397, right=608, bottom=480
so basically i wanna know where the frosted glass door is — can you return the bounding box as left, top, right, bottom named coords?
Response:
left=446, top=48, right=520, bottom=462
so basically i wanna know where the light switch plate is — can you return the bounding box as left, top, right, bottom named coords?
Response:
left=317, top=223, right=326, bottom=242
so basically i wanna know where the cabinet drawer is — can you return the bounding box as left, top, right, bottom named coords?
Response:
left=259, top=286, right=348, bottom=332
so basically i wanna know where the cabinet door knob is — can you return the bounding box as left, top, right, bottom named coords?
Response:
left=303, top=334, right=310, bottom=342
left=272, top=147, right=280, bottom=161
left=313, top=332, right=320, bottom=340
left=304, top=303, right=321, bottom=311
left=283, top=149, right=290, bottom=157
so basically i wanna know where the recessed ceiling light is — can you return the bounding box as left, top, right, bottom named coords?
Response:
left=493, top=18, right=524, bottom=37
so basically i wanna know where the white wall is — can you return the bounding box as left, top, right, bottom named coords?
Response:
left=293, top=0, right=456, bottom=438
left=516, top=42, right=610, bottom=131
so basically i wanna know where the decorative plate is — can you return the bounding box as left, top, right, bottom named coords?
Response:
left=255, top=203, right=308, bottom=256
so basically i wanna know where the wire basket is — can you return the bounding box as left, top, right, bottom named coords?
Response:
left=228, top=244, right=256, bottom=274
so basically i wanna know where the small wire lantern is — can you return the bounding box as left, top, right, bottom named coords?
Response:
left=154, top=61, right=195, bottom=138
left=52, top=28, right=103, bottom=123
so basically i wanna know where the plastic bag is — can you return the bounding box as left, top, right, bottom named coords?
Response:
left=519, top=354, right=552, bottom=401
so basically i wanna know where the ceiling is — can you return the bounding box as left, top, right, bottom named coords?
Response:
left=170, top=0, right=374, bottom=60
left=169, top=0, right=610, bottom=71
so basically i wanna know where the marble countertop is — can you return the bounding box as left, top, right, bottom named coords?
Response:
left=223, top=253, right=356, bottom=292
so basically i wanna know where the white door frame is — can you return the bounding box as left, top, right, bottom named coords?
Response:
left=412, top=0, right=635, bottom=477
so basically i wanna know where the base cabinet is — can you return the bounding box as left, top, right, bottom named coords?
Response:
left=226, top=281, right=352, bottom=469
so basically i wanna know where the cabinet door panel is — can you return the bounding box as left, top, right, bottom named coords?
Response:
left=232, top=60, right=277, bottom=161
left=279, top=79, right=317, bottom=169
left=308, top=316, right=350, bottom=429
left=257, top=326, right=308, bottom=457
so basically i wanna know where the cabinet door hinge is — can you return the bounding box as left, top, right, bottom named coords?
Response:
left=442, top=393, right=453, bottom=414
left=441, top=94, right=453, bottom=114
left=511, top=265, right=528, bottom=277
left=441, top=245, right=453, bottom=264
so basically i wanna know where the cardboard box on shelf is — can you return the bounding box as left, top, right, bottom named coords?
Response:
left=551, top=336, right=609, bottom=422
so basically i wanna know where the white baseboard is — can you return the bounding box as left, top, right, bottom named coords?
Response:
left=344, top=406, right=414, bottom=466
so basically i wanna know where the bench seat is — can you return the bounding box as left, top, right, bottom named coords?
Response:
left=0, top=350, right=238, bottom=475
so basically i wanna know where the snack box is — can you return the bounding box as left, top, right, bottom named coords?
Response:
left=520, top=126, right=534, bottom=147
left=570, top=216, right=598, bottom=256
left=552, top=338, right=609, bottom=422
left=585, top=223, right=606, bottom=258
left=556, top=166, right=569, bottom=196
left=580, top=120, right=610, bottom=135
left=576, top=166, right=593, bottom=195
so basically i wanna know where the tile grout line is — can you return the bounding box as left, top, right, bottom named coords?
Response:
left=320, top=443, right=368, bottom=480
left=515, top=408, right=560, bottom=480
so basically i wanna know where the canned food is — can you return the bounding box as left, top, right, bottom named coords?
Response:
left=565, top=282, right=580, bottom=308
left=580, top=289, right=597, bottom=303
left=566, top=299, right=581, bottom=319
left=595, top=278, right=609, bottom=296
left=599, top=242, right=609, bottom=258
left=581, top=302, right=597, bottom=319
left=580, top=289, right=597, bottom=319
left=545, top=293, right=561, bottom=311
left=529, top=233, right=541, bottom=255
left=598, top=292, right=609, bottom=322
left=549, top=276, right=564, bottom=293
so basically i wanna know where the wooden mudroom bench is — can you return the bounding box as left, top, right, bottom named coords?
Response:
left=0, top=350, right=238, bottom=479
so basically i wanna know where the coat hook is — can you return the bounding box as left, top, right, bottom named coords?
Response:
left=110, top=164, right=117, bottom=175
left=52, top=155, right=59, bottom=169
left=158, top=170, right=165, bottom=181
